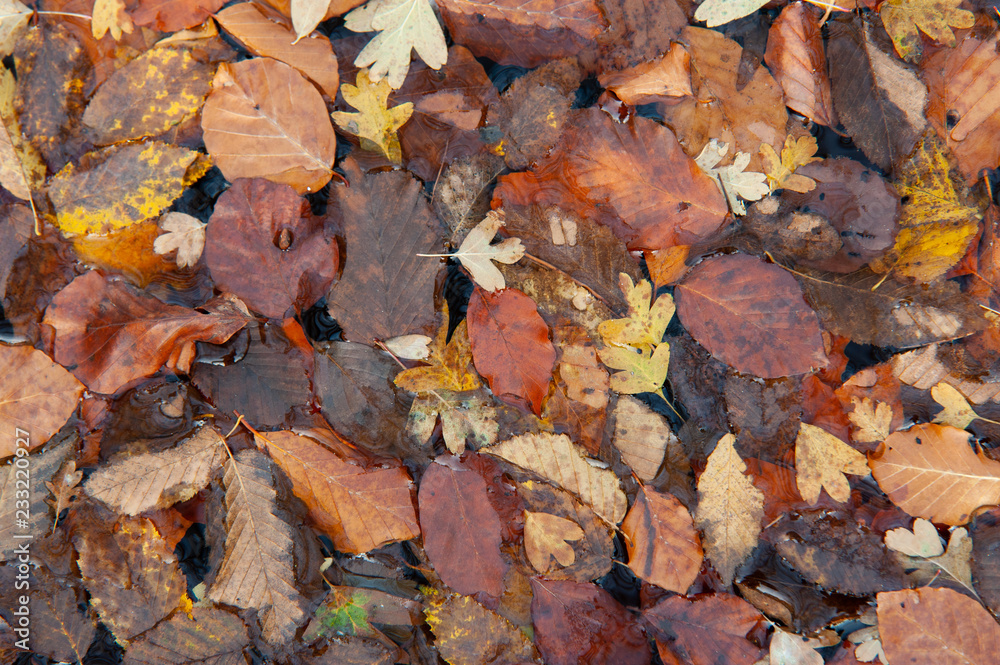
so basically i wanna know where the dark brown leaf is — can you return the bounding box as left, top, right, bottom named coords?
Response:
left=121, top=606, right=249, bottom=665
left=644, top=593, right=766, bottom=665
left=0, top=567, right=95, bottom=663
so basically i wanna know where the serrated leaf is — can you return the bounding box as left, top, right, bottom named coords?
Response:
left=120, top=606, right=250, bottom=665
left=598, top=273, right=675, bottom=350
left=694, top=433, right=764, bottom=584
left=153, top=212, right=206, bottom=268
left=345, top=0, right=448, bottom=89
left=332, top=69, right=413, bottom=163
left=84, top=426, right=225, bottom=516
left=599, top=343, right=671, bottom=396
left=795, top=422, right=870, bottom=504
left=880, top=0, right=973, bottom=62
left=760, top=134, right=821, bottom=193
left=849, top=396, right=894, bottom=443
left=425, top=593, right=537, bottom=665
left=448, top=210, right=524, bottom=292
left=695, top=139, right=768, bottom=216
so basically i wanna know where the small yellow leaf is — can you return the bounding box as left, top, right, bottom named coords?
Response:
left=599, top=344, right=670, bottom=396
left=598, top=273, right=675, bottom=350
left=91, top=0, right=134, bottom=41
left=524, top=510, right=584, bottom=573
left=849, top=396, right=893, bottom=443
left=795, top=422, right=869, bottom=504
left=331, top=69, right=413, bottom=163
left=394, top=309, right=480, bottom=394
left=880, top=0, right=974, bottom=62
left=760, top=135, right=821, bottom=193
left=931, top=381, right=979, bottom=429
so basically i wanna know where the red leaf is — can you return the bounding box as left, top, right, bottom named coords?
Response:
left=644, top=593, right=766, bottom=665
left=418, top=456, right=507, bottom=599
left=467, top=286, right=556, bottom=415
left=530, top=578, right=651, bottom=665
left=675, top=254, right=827, bottom=378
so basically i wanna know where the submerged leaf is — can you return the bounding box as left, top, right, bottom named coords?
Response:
left=331, top=69, right=413, bottom=163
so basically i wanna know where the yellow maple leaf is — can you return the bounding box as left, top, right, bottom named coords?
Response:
left=880, top=0, right=973, bottom=62
left=598, top=273, right=675, bottom=350
left=394, top=308, right=480, bottom=394
left=795, top=422, right=869, bottom=504
left=331, top=69, right=413, bottom=164
left=870, top=136, right=981, bottom=283
left=91, top=0, right=135, bottom=41
left=759, top=135, right=821, bottom=193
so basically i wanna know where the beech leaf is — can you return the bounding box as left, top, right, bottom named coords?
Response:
left=345, top=0, right=448, bottom=89
left=621, top=486, right=703, bottom=593
left=0, top=345, right=84, bottom=452
left=153, top=212, right=206, bottom=269
left=795, top=422, right=869, bottom=504
left=331, top=69, right=413, bottom=164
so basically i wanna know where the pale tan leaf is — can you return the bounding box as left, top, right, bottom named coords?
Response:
left=524, top=510, right=584, bottom=573
left=870, top=423, right=1000, bottom=525
left=885, top=518, right=944, bottom=557
left=932, top=381, right=980, bottom=429
left=694, top=0, right=771, bottom=27
left=612, top=395, right=677, bottom=481
left=694, top=139, right=769, bottom=215
left=694, top=433, right=764, bottom=584
left=209, top=449, right=310, bottom=644
left=153, top=212, right=206, bottom=269
left=893, top=344, right=1000, bottom=405
left=621, top=486, right=702, bottom=593
left=345, top=0, right=448, bottom=89
left=769, top=629, right=824, bottom=665
left=483, top=432, right=627, bottom=524
left=91, top=0, right=134, bottom=40
left=449, top=210, right=524, bottom=292
left=84, top=426, right=225, bottom=515
left=886, top=520, right=974, bottom=596
left=383, top=334, right=431, bottom=360
left=0, top=0, right=30, bottom=56
left=407, top=393, right=498, bottom=455
left=253, top=430, right=419, bottom=554
left=0, top=345, right=84, bottom=453
left=849, top=396, right=893, bottom=443
left=795, top=422, right=869, bottom=504
left=291, top=0, right=330, bottom=40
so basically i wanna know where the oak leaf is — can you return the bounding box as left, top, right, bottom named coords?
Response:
left=394, top=313, right=480, bottom=394
left=849, top=397, right=893, bottom=443
left=425, top=592, right=538, bottom=665
left=694, top=139, right=768, bottom=216
left=880, top=0, right=973, bottom=62
left=445, top=210, right=524, bottom=292
left=524, top=510, right=584, bottom=573
left=332, top=69, right=413, bottom=163
left=153, top=212, right=205, bottom=268
left=621, top=486, right=702, bottom=593
left=202, top=57, right=337, bottom=194
left=345, top=0, right=447, bottom=89
left=869, top=423, right=1000, bottom=525
left=694, top=433, right=764, bottom=584
left=467, top=286, right=555, bottom=415
left=795, top=422, right=869, bottom=504
left=0, top=345, right=83, bottom=452
left=84, top=426, right=225, bottom=515
left=760, top=135, right=821, bottom=193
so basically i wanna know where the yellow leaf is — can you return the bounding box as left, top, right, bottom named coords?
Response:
left=91, top=0, right=134, bottom=41
left=73, top=219, right=175, bottom=287
left=880, top=0, right=974, bottom=62
left=394, top=309, right=481, bottom=394
left=795, top=422, right=869, bottom=504
left=694, top=433, right=763, bottom=584
left=849, top=396, right=893, bottom=443
left=870, top=136, right=981, bottom=283
left=760, top=134, right=821, bottom=193
left=694, top=0, right=770, bottom=27
left=931, top=381, right=980, bottom=429
left=524, top=510, right=584, bottom=573
left=331, top=69, right=413, bottom=163
left=598, top=273, right=675, bottom=350
left=0, top=66, right=44, bottom=200
left=599, top=343, right=670, bottom=396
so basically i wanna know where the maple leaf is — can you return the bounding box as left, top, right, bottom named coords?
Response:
left=695, top=139, right=768, bottom=216
left=153, top=212, right=206, bottom=268
left=332, top=69, right=413, bottom=164
left=438, top=210, right=525, bottom=292
left=395, top=312, right=480, bottom=393
left=849, top=396, right=894, bottom=443
left=880, top=0, right=973, bottom=62
left=345, top=0, right=448, bottom=89
left=91, top=0, right=134, bottom=40
left=795, top=422, right=870, bottom=504
left=694, top=433, right=764, bottom=585
left=760, top=135, right=821, bottom=193
left=524, top=510, right=584, bottom=573
left=598, top=273, right=675, bottom=350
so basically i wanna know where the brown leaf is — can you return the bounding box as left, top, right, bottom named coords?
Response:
left=524, top=510, right=585, bottom=573
left=436, top=0, right=606, bottom=68
left=613, top=396, right=680, bottom=482
left=675, top=254, right=827, bottom=378
left=870, top=423, right=1000, bottom=525
left=494, top=107, right=728, bottom=252
left=599, top=43, right=692, bottom=104
left=202, top=57, right=337, bottom=194
left=0, top=567, right=95, bottom=663
left=215, top=2, right=339, bottom=97
left=418, top=456, right=507, bottom=598
left=764, top=3, right=837, bottom=127
left=545, top=326, right=609, bottom=455
left=84, top=425, right=225, bottom=515
left=467, top=286, right=555, bottom=415
left=0, top=345, right=83, bottom=452
left=0, top=436, right=73, bottom=559
left=621, top=486, right=702, bottom=593
left=425, top=592, right=539, bottom=665
left=644, top=593, right=766, bottom=665
left=484, top=432, right=626, bottom=525
left=121, top=606, right=250, bottom=665
left=43, top=271, right=251, bottom=394
left=530, top=578, right=651, bottom=665
left=325, top=157, right=443, bottom=344
left=253, top=429, right=419, bottom=554
left=877, top=587, right=1000, bottom=664
left=892, top=344, right=1000, bottom=405
left=130, top=0, right=226, bottom=31
left=848, top=396, right=894, bottom=444
left=209, top=449, right=312, bottom=645
left=969, top=509, right=1000, bottom=615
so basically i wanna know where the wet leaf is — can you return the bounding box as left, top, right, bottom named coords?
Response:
left=418, top=456, right=507, bottom=598
left=932, top=381, right=985, bottom=429
left=621, top=486, right=702, bottom=593
left=598, top=274, right=674, bottom=350
left=880, top=0, right=973, bottom=62
left=0, top=0, right=30, bottom=56
left=426, top=592, right=538, bottom=665
left=849, top=397, right=893, bottom=443
left=695, top=433, right=764, bottom=585
left=0, top=66, right=43, bottom=201
left=612, top=395, right=680, bottom=482
left=600, top=342, right=671, bottom=396
left=345, top=0, right=447, bottom=89
left=795, top=422, right=869, bottom=504
left=760, top=134, right=821, bottom=193
left=0, top=345, right=84, bottom=452
left=202, top=57, right=337, bottom=194
left=694, top=0, right=770, bottom=27
left=694, top=139, right=768, bottom=216
left=130, top=0, right=226, bottom=32
left=121, top=606, right=249, bottom=665
left=91, top=0, right=134, bottom=40
left=885, top=517, right=944, bottom=557
left=0, top=567, right=94, bottom=662
left=332, top=69, right=413, bottom=163
left=394, top=314, right=480, bottom=394
left=153, top=212, right=205, bottom=269
left=0, top=437, right=73, bottom=558
left=467, top=286, right=555, bottom=415
left=407, top=392, right=498, bottom=455
left=769, top=629, right=824, bottom=665
left=764, top=3, right=837, bottom=127
left=599, top=43, right=692, bottom=104
left=524, top=510, right=584, bottom=573
left=447, top=210, right=524, bottom=292
left=644, top=593, right=766, bottom=665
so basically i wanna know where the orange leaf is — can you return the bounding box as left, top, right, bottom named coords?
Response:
left=764, top=3, right=837, bottom=127
left=621, top=486, right=702, bottom=593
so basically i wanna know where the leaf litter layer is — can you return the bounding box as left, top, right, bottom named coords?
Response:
left=5, top=0, right=1000, bottom=663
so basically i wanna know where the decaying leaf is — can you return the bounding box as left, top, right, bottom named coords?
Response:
left=885, top=517, right=944, bottom=557
left=407, top=392, right=498, bottom=455
left=395, top=313, right=480, bottom=393
left=446, top=210, right=524, bottom=292
left=91, top=0, right=134, bottom=40
left=795, top=422, right=869, bottom=504
left=345, top=0, right=448, bottom=89
left=119, top=606, right=250, bottom=665
left=612, top=396, right=679, bottom=482
left=0, top=344, right=84, bottom=452
left=849, top=397, right=893, bottom=443
left=694, top=433, right=764, bottom=584
left=694, top=139, right=768, bottom=216
left=879, top=0, right=973, bottom=62
left=694, top=0, right=770, bottom=28
left=893, top=344, right=1000, bottom=405
left=484, top=432, right=627, bottom=525
left=153, top=212, right=205, bottom=268
left=760, top=134, right=821, bottom=193
left=645, top=593, right=766, bottom=665
left=425, top=592, right=538, bottom=665
left=598, top=273, right=674, bottom=350
left=0, top=0, right=31, bottom=57
left=599, top=344, right=671, bottom=397
left=621, top=486, right=702, bottom=593
left=332, top=69, right=413, bottom=163
left=599, top=43, right=692, bottom=103
left=524, top=510, right=585, bottom=573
